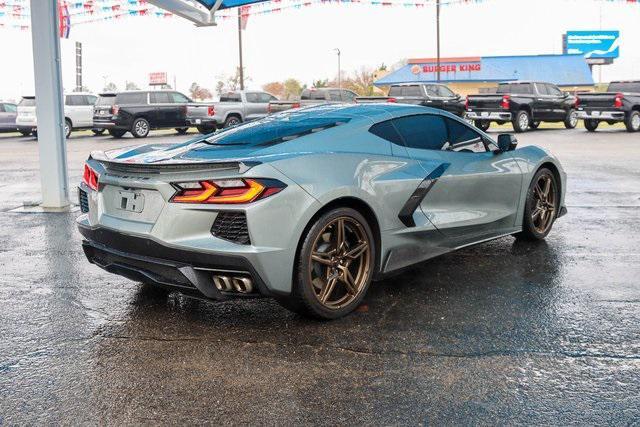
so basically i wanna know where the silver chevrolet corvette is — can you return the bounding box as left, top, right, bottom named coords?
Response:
left=77, top=104, right=567, bottom=319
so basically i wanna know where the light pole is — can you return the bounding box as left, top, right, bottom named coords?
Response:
left=436, top=0, right=441, bottom=82
left=334, top=48, right=341, bottom=90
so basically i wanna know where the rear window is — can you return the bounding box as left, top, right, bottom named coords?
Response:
left=498, top=83, right=533, bottom=95
left=301, top=90, right=326, bottom=100
left=608, top=82, right=640, bottom=93
left=116, top=92, right=147, bottom=105
left=220, top=93, right=241, bottom=102
left=388, top=86, right=402, bottom=97
left=19, top=97, right=36, bottom=107
left=97, top=95, right=116, bottom=106
left=202, top=114, right=350, bottom=147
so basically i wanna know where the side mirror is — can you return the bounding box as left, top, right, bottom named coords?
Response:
left=497, top=134, right=518, bottom=152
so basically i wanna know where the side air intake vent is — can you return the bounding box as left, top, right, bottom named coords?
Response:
left=211, top=211, right=250, bottom=245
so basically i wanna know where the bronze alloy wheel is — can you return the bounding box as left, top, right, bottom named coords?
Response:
left=531, top=173, right=557, bottom=234
left=308, top=216, right=371, bottom=310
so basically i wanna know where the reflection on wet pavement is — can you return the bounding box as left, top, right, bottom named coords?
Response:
left=0, top=129, right=639, bottom=424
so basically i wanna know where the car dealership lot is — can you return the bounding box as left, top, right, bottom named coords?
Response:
left=0, top=128, right=638, bottom=424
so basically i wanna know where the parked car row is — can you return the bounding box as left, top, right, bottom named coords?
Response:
left=4, top=80, right=638, bottom=139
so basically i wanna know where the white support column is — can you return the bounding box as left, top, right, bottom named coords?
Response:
left=30, top=0, right=70, bottom=209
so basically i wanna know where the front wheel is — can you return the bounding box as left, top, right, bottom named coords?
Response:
left=277, top=207, right=375, bottom=319
left=131, top=117, right=150, bottom=138
left=515, top=168, right=559, bottom=241
left=64, top=119, right=72, bottom=139
left=512, top=110, right=530, bottom=133
left=625, top=110, right=640, bottom=132
left=474, top=120, right=490, bottom=131
left=584, top=119, right=599, bottom=132
left=564, top=109, right=578, bottom=129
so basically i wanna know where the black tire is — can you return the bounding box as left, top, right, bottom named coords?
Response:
left=515, top=168, right=559, bottom=241
left=19, top=130, right=31, bottom=137
left=530, top=121, right=540, bottom=130
left=474, top=120, right=490, bottom=131
left=624, top=110, right=640, bottom=132
left=92, top=128, right=105, bottom=135
left=108, top=129, right=127, bottom=138
left=584, top=119, right=599, bottom=132
left=197, top=125, right=215, bottom=134
left=64, top=119, right=72, bottom=139
left=512, top=110, right=530, bottom=133
left=175, top=127, right=189, bottom=135
left=564, top=109, right=578, bottom=129
left=223, top=115, right=242, bottom=128
left=131, top=117, right=150, bottom=138
left=276, top=207, right=376, bottom=320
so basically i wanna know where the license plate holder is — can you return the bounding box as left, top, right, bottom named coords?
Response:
left=481, top=112, right=489, bottom=117
left=592, top=111, right=600, bottom=117
left=116, top=190, right=145, bottom=213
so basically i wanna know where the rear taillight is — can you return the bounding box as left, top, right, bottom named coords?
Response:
left=291, top=102, right=301, bottom=109
left=614, top=93, right=624, bottom=108
left=207, top=106, right=215, bottom=116
left=170, top=179, right=286, bottom=205
left=267, top=104, right=272, bottom=114
left=82, top=164, right=99, bottom=191
left=465, top=96, right=469, bottom=110
left=387, top=98, right=398, bottom=103
left=500, top=95, right=510, bottom=109
left=111, top=105, right=119, bottom=115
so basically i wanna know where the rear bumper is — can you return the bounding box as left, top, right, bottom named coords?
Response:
left=466, top=111, right=512, bottom=121
left=186, top=117, right=218, bottom=126
left=576, top=110, right=625, bottom=121
left=78, top=223, right=272, bottom=300
left=92, top=117, right=119, bottom=128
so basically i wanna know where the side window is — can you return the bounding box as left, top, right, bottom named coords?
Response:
left=425, top=85, right=439, bottom=97
left=245, top=92, right=260, bottom=103
left=85, top=95, right=97, bottom=105
left=546, top=84, right=563, bottom=97
left=393, top=114, right=448, bottom=151
left=117, top=92, right=148, bottom=104
left=258, top=92, right=275, bottom=103
left=150, top=92, right=171, bottom=104
left=5, top=104, right=17, bottom=112
left=369, top=120, right=404, bottom=145
left=388, top=86, right=402, bottom=97
left=535, top=83, right=549, bottom=95
left=444, top=118, right=487, bottom=153
left=0, top=104, right=5, bottom=112
left=170, top=92, right=190, bottom=103
left=65, top=95, right=78, bottom=106
left=437, top=85, right=455, bottom=97
left=341, top=90, right=357, bottom=102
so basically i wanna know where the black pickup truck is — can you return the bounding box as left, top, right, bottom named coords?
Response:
left=466, top=81, right=578, bottom=132
left=576, top=81, right=640, bottom=132
left=355, top=83, right=466, bottom=117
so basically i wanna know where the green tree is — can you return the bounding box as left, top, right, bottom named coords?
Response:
left=283, top=78, right=303, bottom=100
left=313, top=79, right=329, bottom=88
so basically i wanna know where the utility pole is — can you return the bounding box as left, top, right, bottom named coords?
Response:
left=237, top=8, right=245, bottom=90
left=334, top=48, right=341, bottom=89
left=75, top=41, right=82, bottom=92
left=436, top=0, right=441, bottom=82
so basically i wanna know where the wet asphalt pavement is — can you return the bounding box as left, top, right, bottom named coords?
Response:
left=0, top=127, right=639, bottom=424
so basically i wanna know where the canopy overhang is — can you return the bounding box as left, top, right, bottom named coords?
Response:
left=148, top=0, right=271, bottom=26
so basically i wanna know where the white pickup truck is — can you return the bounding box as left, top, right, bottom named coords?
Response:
left=16, top=93, right=103, bottom=138
left=186, top=90, right=278, bottom=134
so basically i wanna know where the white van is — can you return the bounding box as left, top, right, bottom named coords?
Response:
left=16, top=93, right=102, bottom=138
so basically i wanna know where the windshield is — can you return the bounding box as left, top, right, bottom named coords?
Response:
left=19, top=97, right=36, bottom=107
left=204, top=114, right=350, bottom=147
left=608, top=82, right=640, bottom=93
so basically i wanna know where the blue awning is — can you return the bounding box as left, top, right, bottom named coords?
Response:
left=194, top=0, right=271, bottom=10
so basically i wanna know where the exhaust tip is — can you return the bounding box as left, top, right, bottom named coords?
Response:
left=212, top=274, right=253, bottom=294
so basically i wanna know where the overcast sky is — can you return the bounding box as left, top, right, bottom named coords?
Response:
left=1, top=0, right=639, bottom=101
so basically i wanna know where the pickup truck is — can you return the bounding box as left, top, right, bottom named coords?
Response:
left=355, top=83, right=466, bottom=117
left=466, top=81, right=578, bottom=133
left=576, top=81, right=640, bottom=132
left=187, top=90, right=278, bottom=134
left=267, top=88, right=358, bottom=114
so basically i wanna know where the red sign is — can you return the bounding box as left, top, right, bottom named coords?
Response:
left=149, top=72, right=167, bottom=86
left=422, top=63, right=481, bottom=73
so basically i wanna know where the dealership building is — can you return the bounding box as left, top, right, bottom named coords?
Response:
left=374, top=54, right=595, bottom=95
